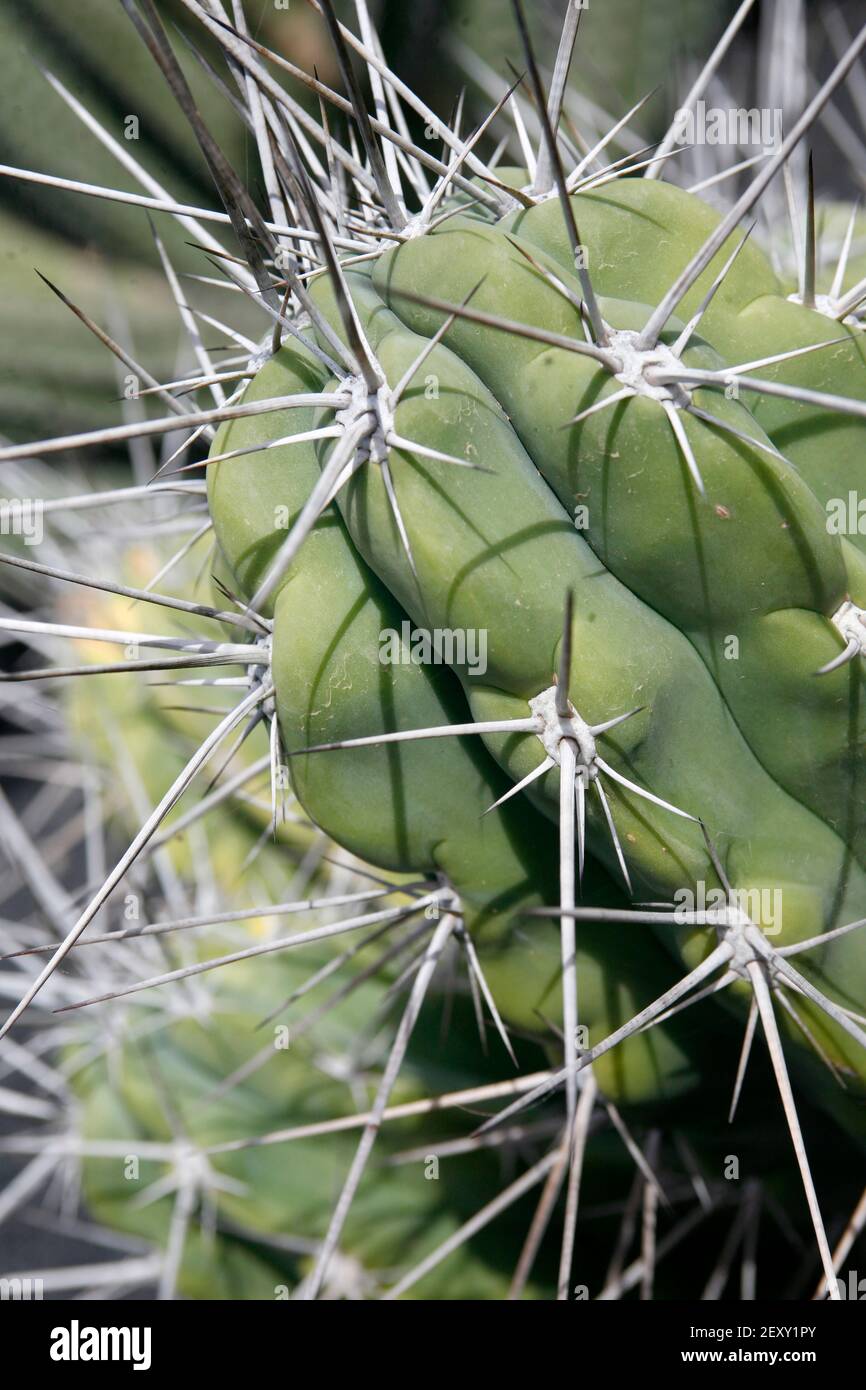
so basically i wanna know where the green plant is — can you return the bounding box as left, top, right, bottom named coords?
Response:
left=2, top=0, right=866, bottom=1301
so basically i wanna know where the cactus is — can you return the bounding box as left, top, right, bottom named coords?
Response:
left=3, top=0, right=866, bottom=1301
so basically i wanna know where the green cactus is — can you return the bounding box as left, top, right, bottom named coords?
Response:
left=70, top=942, right=564, bottom=1300
left=3, top=0, right=866, bottom=1303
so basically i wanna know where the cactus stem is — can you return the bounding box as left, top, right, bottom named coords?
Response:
left=564, top=387, right=632, bottom=429
left=248, top=412, right=374, bottom=612
left=6, top=0, right=866, bottom=1301
left=505, top=234, right=594, bottom=339
left=294, top=163, right=385, bottom=394
left=272, top=254, right=366, bottom=328
left=296, top=670, right=682, bottom=893
left=391, top=298, right=481, bottom=408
